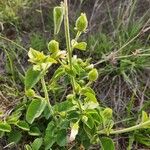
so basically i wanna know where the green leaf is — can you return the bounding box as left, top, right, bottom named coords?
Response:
left=44, top=121, right=56, bottom=149
left=53, top=5, right=64, bottom=35
left=31, top=138, right=43, bottom=150
left=25, top=67, right=43, bottom=90
left=8, top=130, right=22, bottom=144
left=16, top=120, right=30, bottom=131
left=26, top=99, right=47, bottom=124
left=28, top=48, right=46, bottom=64
left=73, top=42, right=87, bottom=51
left=141, top=111, right=149, bottom=123
left=56, top=129, right=67, bottom=146
left=54, top=100, right=74, bottom=112
left=25, top=144, right=33, bottom=150
left=87, top=110, right=102, bottom=124
left=100, top=137, right=115, bottom=150
left=28, top=127, right=41, bottom=136
left=0, top=122, right=11, bottom=132
left=82, top=114, right=94, bottom=129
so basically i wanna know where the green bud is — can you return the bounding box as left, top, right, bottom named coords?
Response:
left=75, top=13, right=88, bottom=32
left=67, top=94, right=74, bottom=100
left=48, top=40, right=59, bottom=53
left=103, top=108, right=113, bottom=119
left=25, top=89, right=35, bottom=97
left=88, top=68, right=98, bottom=81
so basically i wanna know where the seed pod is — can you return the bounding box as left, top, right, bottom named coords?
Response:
left=88, top=68, right=98, bottom=81
left=48, top=40, right=59, bottom=54
left=75, top=13, right=88, bottom=32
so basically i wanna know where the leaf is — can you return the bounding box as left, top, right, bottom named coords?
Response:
left=69, top=122, right=79, bottom=142
left=31, top=138, right=43, bottom=150
left=28, top=127, right=41, bottom=136
left=8, top=130, right=22, bottom=144
left=87, top=110, right=102, bottom=124
left=141, top=111, right=149, bottom=123
left=100, top=137, right=115, bottom=150
left=26, top=99, right=47, bottom=124
left=0, top=122, right=11, bottom=132
left=82, top=114, right=94, bottom=129
left=54, top=100, right=74, bottom=112
left=84, top=92, right=97, bottom=103
left=25, top=144, right=33, bottom=150
left=16, top=121, right=30, bottom=131
left=28, top=48, right=46, bottom=64
left=56, top=129, right=67, bottom=146
left=53, top=5, right=64, bottom=35
left=25, top=67, right=43, bottom=90
left=44, top=121, right=56, bottom=149
left=73, top=42, right=87, bottom=51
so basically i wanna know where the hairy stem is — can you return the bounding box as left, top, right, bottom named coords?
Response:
left=98, top=120, right=150, bottom=135
left=64, top=0, right=76, bottom=92
left=41, top=78, right=53, bottom=115
left=64, top=0, right=72, bottom=69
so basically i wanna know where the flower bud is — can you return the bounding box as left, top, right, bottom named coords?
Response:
left=103, top=108, right=113, bottom=119
left=25, top=89, right=35, bottom=97
left=67, top=94, right=74, bottom=100
left=88, top=68, right=98, bottom=81
left=75, top=13, right=88, bottom=32
left=48, top=40, right=59, bottom=53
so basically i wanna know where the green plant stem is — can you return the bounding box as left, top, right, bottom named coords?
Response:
left=64, top=0, right=76, bottom=92
left=98, top=120, right=150, bottom=135
left=41, top=78, right=53, bottom=115
left=64, top=0, right=72, bottom=69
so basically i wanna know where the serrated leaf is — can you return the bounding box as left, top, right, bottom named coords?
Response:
left=74, top=42, right=87, bottom=51
left=25, top=67, right=43, bottom=90
left=26, top=99, right=47, bottom=124
left=31, top=138, right=43, bottom=150
left=56, top=129, right=67, bottom=146
left=28, top=127, right=41, bottom=136
left=16, top=121, right=30, bottom=131
left=100, top=137, right=115, bottom=150
left=0, top=122, right=11, bottom=132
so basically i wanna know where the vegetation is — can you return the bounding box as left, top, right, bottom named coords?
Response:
left=0, top=0, right=150, bottom=149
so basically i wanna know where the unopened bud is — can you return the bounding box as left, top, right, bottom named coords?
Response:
left=48, top=40, right=59, bottom=53
left=88, top=68, right=98, bottom=81
left=75, top=13, right=88, bottom=32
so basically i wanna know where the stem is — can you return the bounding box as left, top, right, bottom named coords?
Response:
left=64, top=0, right=76, bottom=92
left=41, top=78, right=53, bottom=115
left=98, top=120, right=150, bottom=135
left=64, top=0, right=72, bottom=69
